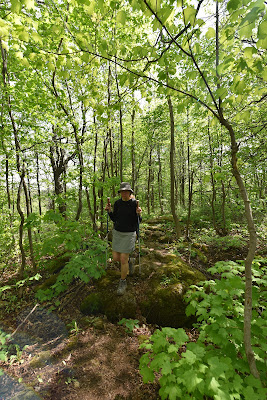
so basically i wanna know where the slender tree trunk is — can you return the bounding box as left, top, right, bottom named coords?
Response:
left=167, top=95, right=181, bottom=238
left=26, top=165, right=33, bottom=214
left=185, top=111, right=193, bottom=238
left=17, top=176, right=26, bottom=277
left=36, top=152, right=42, bottom=216
left=5, top=155, right=11, bottom=209
left=131, top=106, right=136, bottom=192
left=147, top=146, right=153, bottom=215
left=115, top=71, right=124, bottom=182
left=157, top=145, right=164, bottom=214
left=220, top=116, right=259, bottom=379
left=107, top=63, right=115, bottom=197
left=207, top=118, right=219, bottom=233
left=179, top=141, right=185, bottom=207
left=92, top=116, right=98, bottom=231
left=74, top=111, right=85, bottom=221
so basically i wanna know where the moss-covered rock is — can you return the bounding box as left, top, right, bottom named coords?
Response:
left=80, top=271, right=138, bottom=323
left=29, top=350, right=52, bottom=368
left=80, top=253, right=205, bottom=328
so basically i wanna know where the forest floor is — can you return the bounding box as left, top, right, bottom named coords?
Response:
left=0, top=218, right=264, bottom=400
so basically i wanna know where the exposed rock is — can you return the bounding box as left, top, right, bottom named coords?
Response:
left=80, top=253, right=205, bottom=328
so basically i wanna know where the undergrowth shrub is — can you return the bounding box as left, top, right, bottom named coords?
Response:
left=139, top=259, right=267, bottom=400
left=36, top=237, right=106, bottom=302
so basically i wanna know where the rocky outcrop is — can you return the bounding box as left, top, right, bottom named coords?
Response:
left=80, top=247, right=205, bottom=328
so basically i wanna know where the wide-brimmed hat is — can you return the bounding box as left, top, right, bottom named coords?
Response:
left=118, top=182, right=133, bottom=194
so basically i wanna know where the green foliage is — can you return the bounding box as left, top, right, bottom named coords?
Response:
left=36, top=238, right=106, bottom=301
left=0, top=329, right=9, bottom=366
left=118, top=318, right=139, bottom=333
left=193, top=227, right=247, bottom=250
left=139, top=259, right=267, bottom=399
left=67, top=320, right=81, bottom=336
left=42, top=211, right=86, bottom=255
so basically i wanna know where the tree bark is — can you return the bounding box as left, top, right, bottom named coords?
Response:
left=131, top=106, right=136, bottom=192
left=167, top=95, right=181, bottom=238
left=36, top=152, right=42, bottom=216
left=220, top=116, right=259, bottom=379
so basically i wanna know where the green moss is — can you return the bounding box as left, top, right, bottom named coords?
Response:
left=80, top=292, right=103, bottom=315
left=35, top=274, right=58, bottom=291
left=29, top=350, right=51, bottom=368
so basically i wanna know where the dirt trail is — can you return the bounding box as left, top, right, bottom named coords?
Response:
left=0, top=218, right=204, bottom=400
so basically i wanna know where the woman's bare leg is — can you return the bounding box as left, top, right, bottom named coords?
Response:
left=120, top=253, right=129, bottom=279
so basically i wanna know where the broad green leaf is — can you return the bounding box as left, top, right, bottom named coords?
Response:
left=262, top=67, right=267, bottom=81
left=206, top=27, right=216, bottom=39
left=21, top=57, right=30, bottom=67
left=257, top=37, right=267, bottom=49
left=116, top=10, right=126, bottom=25
left=239, top=110, right=250, bottom=122
left=85, top=0, right=95, bottom=15
left=140, top=365, right=155, bottom=383
left=183, top=6, right=196, bottom=25
left=11, top=0, right=22, bottom=13
left=182, top=370, right=203, bottom=392
left=172, top=328, right=188, bottom=346
left=258, top=19, right=267, bottom=40
left=227, top=0, right=241, bottom=11
left=239, top=22, right=253, bottom=38
left=31, top=31, right=43, bottom=44
left=243, top=46, right=257, bottom=58
left=150, top=0, right=161, bottom=11
left=168, top=385, right=182, bottom=400
left=208, top=376, right=221, bottom=393
left=182, top=350, right=197, bottom=365
left=18, top=31, right=30, bottom=41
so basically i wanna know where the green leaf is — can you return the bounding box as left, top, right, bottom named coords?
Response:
left=140, top=365, right=155, bottom=383
left=183, top=6, right=196, bottom=25
left=227, top=0, right=241, bottom=11
left=182, top=350, right=197, bottom=365
left=116, top=10, right=127, bottom=25
left=11, top=0, right=22, bottom=13
left=172, top=328, right=188, bottom=346
left=168, top=385, right=182, bottom=400
left=208, top=376, right=221, bottom=393
left=85, top=0, right=95, bottom=14
left=258, top=19, right=267, bottom=40
left=206, top=27, right=216, bottom=39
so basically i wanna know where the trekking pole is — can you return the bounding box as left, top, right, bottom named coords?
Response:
left=105, top=197, right=110, bottom=269
left=136, top=200, right=141, bottom=273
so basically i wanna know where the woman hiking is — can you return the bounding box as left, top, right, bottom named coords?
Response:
left=105, top=182, right=142, bottom=295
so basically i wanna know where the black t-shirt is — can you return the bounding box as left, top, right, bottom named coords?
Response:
left=108, top=198, right=141, bottom=232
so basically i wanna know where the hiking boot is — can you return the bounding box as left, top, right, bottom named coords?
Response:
left=128, top=257, right=135, bottom=276
left=117, top=279, right=127, bottom=295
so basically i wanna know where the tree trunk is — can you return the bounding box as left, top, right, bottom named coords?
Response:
left=131, top=106, right=136, bottom=192
left=115, top=71, right=124, bottom=182
left=207, top=118, right=219, bottom=234
left=157, top=145, right=164, bottom=214
left=17, top=176, right=26, bottom=278
left=220, top=116, right=259, bottom=379
left=185, top=112, right=193, bottom=239
left=5, top=155, right=11, bottom=209
left=167, top=95, right=181, bottom=238
left=36, top=152, right=42, bottom=216
left=107, top=62, right=116, bottom=197
left=147, top=146, right=153, bottom=215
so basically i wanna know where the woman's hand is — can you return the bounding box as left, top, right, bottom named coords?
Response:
left=105, top=198, right=111, bottom=212
left=136, top=206, right=142, bottom=215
